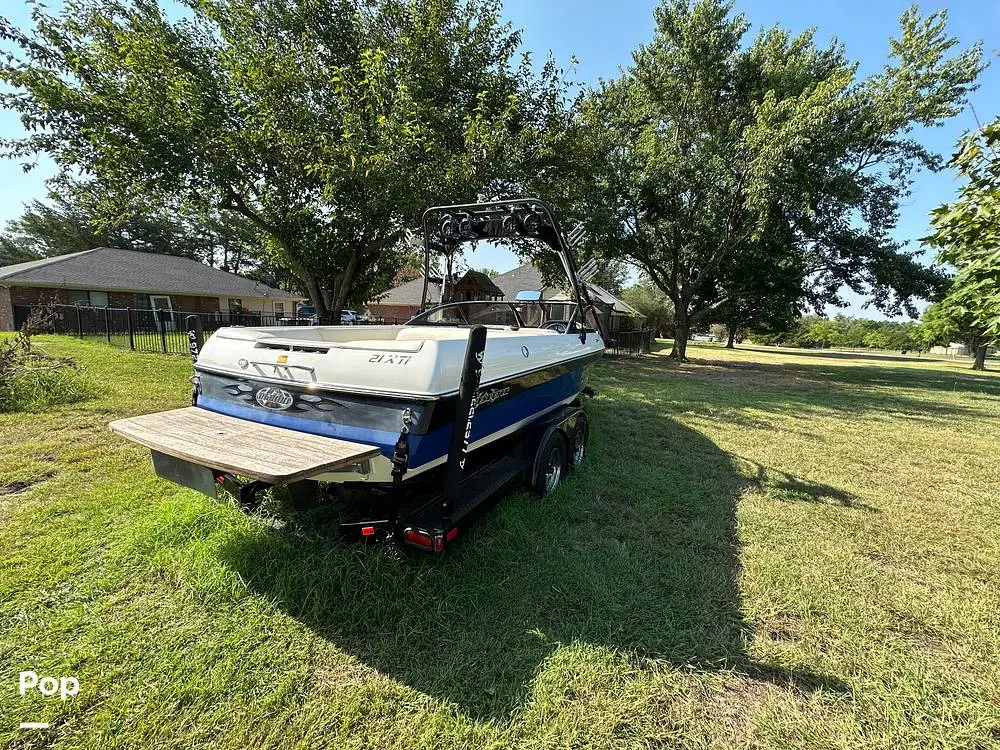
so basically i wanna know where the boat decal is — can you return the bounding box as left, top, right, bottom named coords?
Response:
left=475, top=386, right=510, bottom=406
left=255, top=387, right=294, bottom=411
left=206, top=373, right=430, bottom=433
left=367, top=353, right=413, bottom=365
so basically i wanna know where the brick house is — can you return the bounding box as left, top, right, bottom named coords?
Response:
left=489, top=264, right=644, bottom=333
left=368, top=262, right=644, bottom=333
left=368, top=269, right=504, bottom=322
left=0, top=247, right=301, bottom=332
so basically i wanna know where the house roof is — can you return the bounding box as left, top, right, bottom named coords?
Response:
left=373, top=274, right=441, bottom=306
left=491, top=263, right=545, bottom=298
left=492, top=262, right=643, bottom=317
left=372, top=262, right=644, bottom=319
left=550, top=281, right=642, bottom=317
left=374, top=270, right=505, bottom=308
left=0, top=247, right=300, bottom=299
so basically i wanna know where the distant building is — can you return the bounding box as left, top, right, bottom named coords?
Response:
left=368, top=262, right=643, bottom=333
left=490, top=263, right=644, bottom=333
left=929, top=342, right=996, bottom=357
left=368, top=269, right=505, bottom=322
left=0, top=247, right=300, bottom=332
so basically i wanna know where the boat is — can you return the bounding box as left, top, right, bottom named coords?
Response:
left=190, top=198, right=605, bottom=484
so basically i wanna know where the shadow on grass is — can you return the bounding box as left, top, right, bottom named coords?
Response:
left=732, top=455, right=874, bottom=511
left=218, top=378, right=851, bottom=720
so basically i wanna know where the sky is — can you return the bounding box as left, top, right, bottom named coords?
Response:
left=1, top=0, right=999, bottom=318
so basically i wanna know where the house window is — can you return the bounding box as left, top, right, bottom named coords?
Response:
left=273, top=301, right=285, bottom=318
left=228, top=298, right=242, bottom=312
left=68, top=290, right=109, bottom=307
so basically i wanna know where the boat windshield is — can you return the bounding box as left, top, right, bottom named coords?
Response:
left=407, top=300, right=582, bottom=331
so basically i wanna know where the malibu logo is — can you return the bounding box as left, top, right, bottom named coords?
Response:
left=255, top=387, right=294, bottom=410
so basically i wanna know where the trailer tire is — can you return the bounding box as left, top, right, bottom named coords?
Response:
left=533, top=431, right=566, bottom=496
left=569, top=415, right=589, bottom=470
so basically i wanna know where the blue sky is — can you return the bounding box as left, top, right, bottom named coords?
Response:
left=2, top=0, right=999, bottom=317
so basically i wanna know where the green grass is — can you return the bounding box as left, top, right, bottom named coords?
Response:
left=1, top=336, right=998, bottom=749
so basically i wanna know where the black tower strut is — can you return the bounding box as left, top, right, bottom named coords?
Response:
left=186, top=314, right=204, bottom=406
left=441, top=325, right=487, bottom=517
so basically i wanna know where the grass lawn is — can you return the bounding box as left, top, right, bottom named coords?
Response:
left=1, top=336, right=998, bottom=749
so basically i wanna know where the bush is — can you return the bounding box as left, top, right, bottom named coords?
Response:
left=0, top=308, right=93, bottom=412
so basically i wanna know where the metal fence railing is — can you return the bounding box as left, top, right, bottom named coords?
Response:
left=607, top=328, right=654, bottom=357
left=12, top=304, right=406, bottom=356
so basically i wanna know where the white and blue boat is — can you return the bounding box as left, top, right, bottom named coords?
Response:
left=191, top=198, right=604, bottom=485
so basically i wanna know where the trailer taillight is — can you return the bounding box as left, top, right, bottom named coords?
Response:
left=446, top=527, right=459, bottom=542
left=402, top=528, right=434, bottom=550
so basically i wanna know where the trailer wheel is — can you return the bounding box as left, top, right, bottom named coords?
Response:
left=569, top=416, right=589, bottom=470
left=534, top=431, right=566, bottom=496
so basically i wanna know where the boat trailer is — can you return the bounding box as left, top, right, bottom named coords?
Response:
left=110, top=317, right=591, bottom=553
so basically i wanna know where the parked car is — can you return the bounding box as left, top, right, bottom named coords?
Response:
left=690, top=332, right=714, bottom=342
left=282, top=305, right=367, bottom=325
left=293, top=304, right=320, bottom=325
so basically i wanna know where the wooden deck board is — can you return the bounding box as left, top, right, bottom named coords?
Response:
left=109, top=407, right=382, bottom=484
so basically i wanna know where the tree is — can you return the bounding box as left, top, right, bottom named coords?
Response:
left=571, top=0, right=980, bottom=360
left=917, top=299, right=992, bottom=369
left=707, top=214, right=806, bottom=347
left=620, top=281, right=674, bottom=337
left=0, top=0, right=570, bottom=323
left=0, top=188, right=264, bottom=274
left=924, top=119, right=1000, bottom=368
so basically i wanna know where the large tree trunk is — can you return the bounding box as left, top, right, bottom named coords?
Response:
left=972, top=343, right=988, bottom=370
left=670, top=306, right=690, bottom=361
left=726, top=324, right=737, bottom=349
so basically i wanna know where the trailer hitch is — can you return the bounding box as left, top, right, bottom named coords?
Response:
left=215, top=473, right=270, bottom=510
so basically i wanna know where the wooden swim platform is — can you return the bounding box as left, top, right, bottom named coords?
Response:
left=109, top=407, right=381, bottom=484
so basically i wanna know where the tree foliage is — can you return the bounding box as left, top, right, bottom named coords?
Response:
left=570, top=0, right=980, bottom=359
left=916, top=298, right=992, bottom=369
left=620, top=281, right=675, bottom=336
left=924, top=119, right=1000, bottom=368
left=0, top=187, right=265, bottom=274
left=0, top=0, right=571, bottom=321
left=754, top=314, right=921, bottom=352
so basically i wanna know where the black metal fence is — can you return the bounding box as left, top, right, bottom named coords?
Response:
left=12, top=304, right=405, bottom=356
left=606, top=328, right=654, bottom=356
left=13, top=303, right=653, bottom=358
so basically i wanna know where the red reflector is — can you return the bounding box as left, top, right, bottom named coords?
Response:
left=446, top=527, right=459, bottom=542
left=361, top=526, right=375, bottom=537
left=402, top=528, right=433, bottom=549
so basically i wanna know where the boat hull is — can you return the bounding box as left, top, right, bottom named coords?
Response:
left=195, top=351, right=599, bottom=476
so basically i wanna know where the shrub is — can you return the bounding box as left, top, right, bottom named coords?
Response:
left=0, top=308, right=93, bottom=412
